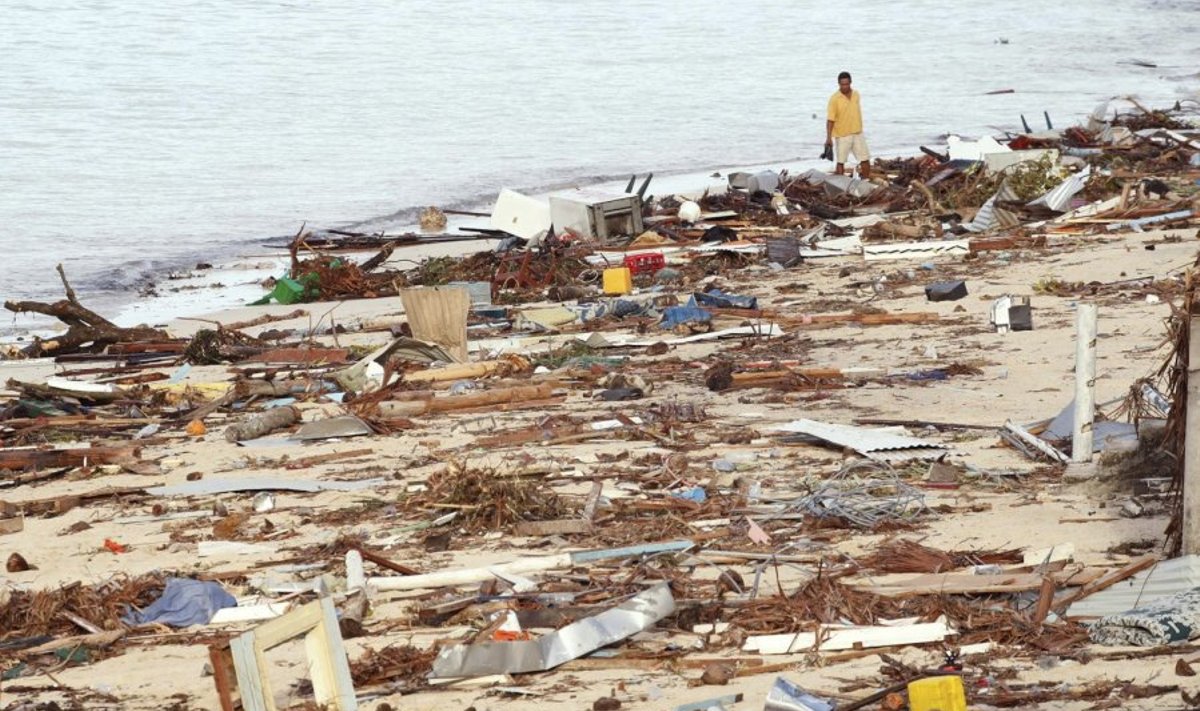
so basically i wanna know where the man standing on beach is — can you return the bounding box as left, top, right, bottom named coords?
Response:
left=824, top=71, right=871, bottom=180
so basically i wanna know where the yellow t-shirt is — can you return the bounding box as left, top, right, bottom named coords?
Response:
left=827, top=90, right=863, bottom=138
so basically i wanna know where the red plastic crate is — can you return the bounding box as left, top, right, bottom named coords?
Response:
left=623, top=252, right=665, bottom=275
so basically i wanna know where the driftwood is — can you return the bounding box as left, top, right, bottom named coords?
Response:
left=224, top=406, right=300, bottom=442
left=376, top=382, right=556, bottom=418
left=180, top=308, right=309, bottom=332
left=359, top=242, right=397, bottom=273
left=0, top=445, right=141, bottom=472
left=4, top=264, right=168, bottom=357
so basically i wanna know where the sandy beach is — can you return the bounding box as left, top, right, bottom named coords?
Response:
left=3, top=102, right=1200, bottom=711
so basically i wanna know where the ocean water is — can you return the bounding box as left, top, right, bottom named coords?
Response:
left=1, top=0, right=1198, bottom=334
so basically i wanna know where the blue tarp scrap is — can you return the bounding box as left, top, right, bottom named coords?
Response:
left=660, top=306, right=712, bottom=329
left=692, top=289, right=757, bottom=310
left=122, top=577, right=237, bottom=628
left=670, top=486, right=707, bottom=503
left=904, top=369, right=949, bottom=381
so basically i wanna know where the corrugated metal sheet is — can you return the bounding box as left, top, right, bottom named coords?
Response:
left=862, top=239, right=969, bottom=261
left=1067, top=556, right=1200, bottom=618
left=1028, top=166, right=1091, bottom=212
left=772, top=419, right=947, bottom=461
left=965, top=181, right=1021, bottom=233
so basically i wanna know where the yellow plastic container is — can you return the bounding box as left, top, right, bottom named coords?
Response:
left=907, top=676, right=967, bottom=711
left=603, top=267, right=632, bottom=295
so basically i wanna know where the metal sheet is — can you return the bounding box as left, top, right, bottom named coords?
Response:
left=430, top=583, right=675, bottom=677
left=862, top=239, right=969, bottom=261
left=771, top=419, right=946, bottom=458
left=291, top=415, right=373, bottom=441
left=1068, top=556, right=1200, bottom=618
left=765, top=677, right=835, bottom=711
left=1028, top=166, right=1091, bottom=212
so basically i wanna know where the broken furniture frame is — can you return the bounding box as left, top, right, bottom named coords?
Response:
left=210, top=596, right=357, bottom=711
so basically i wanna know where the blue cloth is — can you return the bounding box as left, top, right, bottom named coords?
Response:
left=670, top=486, right=707, bottom=503
left=692, top=289, right=757, bottom=310
left=122, top=578, right=237, bottom=628
left=660, top=306, right=712, bottom=329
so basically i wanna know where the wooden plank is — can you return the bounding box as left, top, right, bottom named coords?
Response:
left=853, top=567, right=1105, bottom=597
left=405, top=360, right=512, bottom=384
left=315, top=596, right=358, bottom=710
left=1033, top=576, right=1056, bottom=624
left=61, top=611, right=103, bottom=634
left=425, top=383, right=554, bottom=412
left=354, top=546, right=421, bottom=576
left=247, top=347, right=351, bottom=365
left=0, top=445, right=140, bottom=471
left=284, top=448, right=375, bottom=470
left=306, top=623, right=337, bottom=708
left=229, top=598, right=357, bottom=711
left=252, top=598, right=324, bottom=649
left=513, top=519, right=594, bottom=536
left=1187, top=314, right=1200, bottom=554
left=417, top=596, right=479, bottom=625
left=250, top=638, right=276, bottom=711
left=209, top=643, right=239, bottom=711
left=231, top=635, right=268, bottom=711
left=743, top=618, right=953, bottom=655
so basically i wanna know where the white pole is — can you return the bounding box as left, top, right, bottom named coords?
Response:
left=1072, top=304, right=1098, bottom=463
left=345, top=549, right=365, bottom=592
left=1183, top=316, right=1200, bottom=554
left=368, top=553, right=574, bottom=591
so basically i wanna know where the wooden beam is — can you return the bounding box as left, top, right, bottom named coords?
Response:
left=0, top=445, right=140, bottom=471
left=1055, top=554, right=1160, bottom=614
left=1186, top=314, right=1200, bottom=554
left=1033, top=576, right=1056, bottom=624
left=425, top=383, right=554, bottom=412
left=513, top=519, right=594, bottom=536
left=353, top=546, right=421, bottom=576
left=853, top=567, right=1105, bottom=597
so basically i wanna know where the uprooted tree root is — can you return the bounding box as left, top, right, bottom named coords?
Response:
left=415, top=460, right=568, bottom=532
left=3, top=264, right=169, bottom=358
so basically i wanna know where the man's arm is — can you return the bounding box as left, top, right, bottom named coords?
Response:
left=825, top=95, right=837, bottom=145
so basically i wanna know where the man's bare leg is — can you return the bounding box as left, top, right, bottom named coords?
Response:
left=858, top=161, right=871, bottom=180
left=835, top=163, right=845, bottom=175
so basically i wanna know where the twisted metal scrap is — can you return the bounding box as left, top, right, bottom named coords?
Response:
left=791, top=459, right=927, bottom=528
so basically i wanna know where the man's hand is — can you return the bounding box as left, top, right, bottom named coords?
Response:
left=820, top=141, right=834, bottom=161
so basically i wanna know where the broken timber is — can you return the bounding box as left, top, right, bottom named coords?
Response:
left=214, top=597, right=356, bottom=711
left=0, top=445, right=141, bottom=471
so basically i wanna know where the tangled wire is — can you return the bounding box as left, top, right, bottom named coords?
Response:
left=790, top=459, right=927, bottom=528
